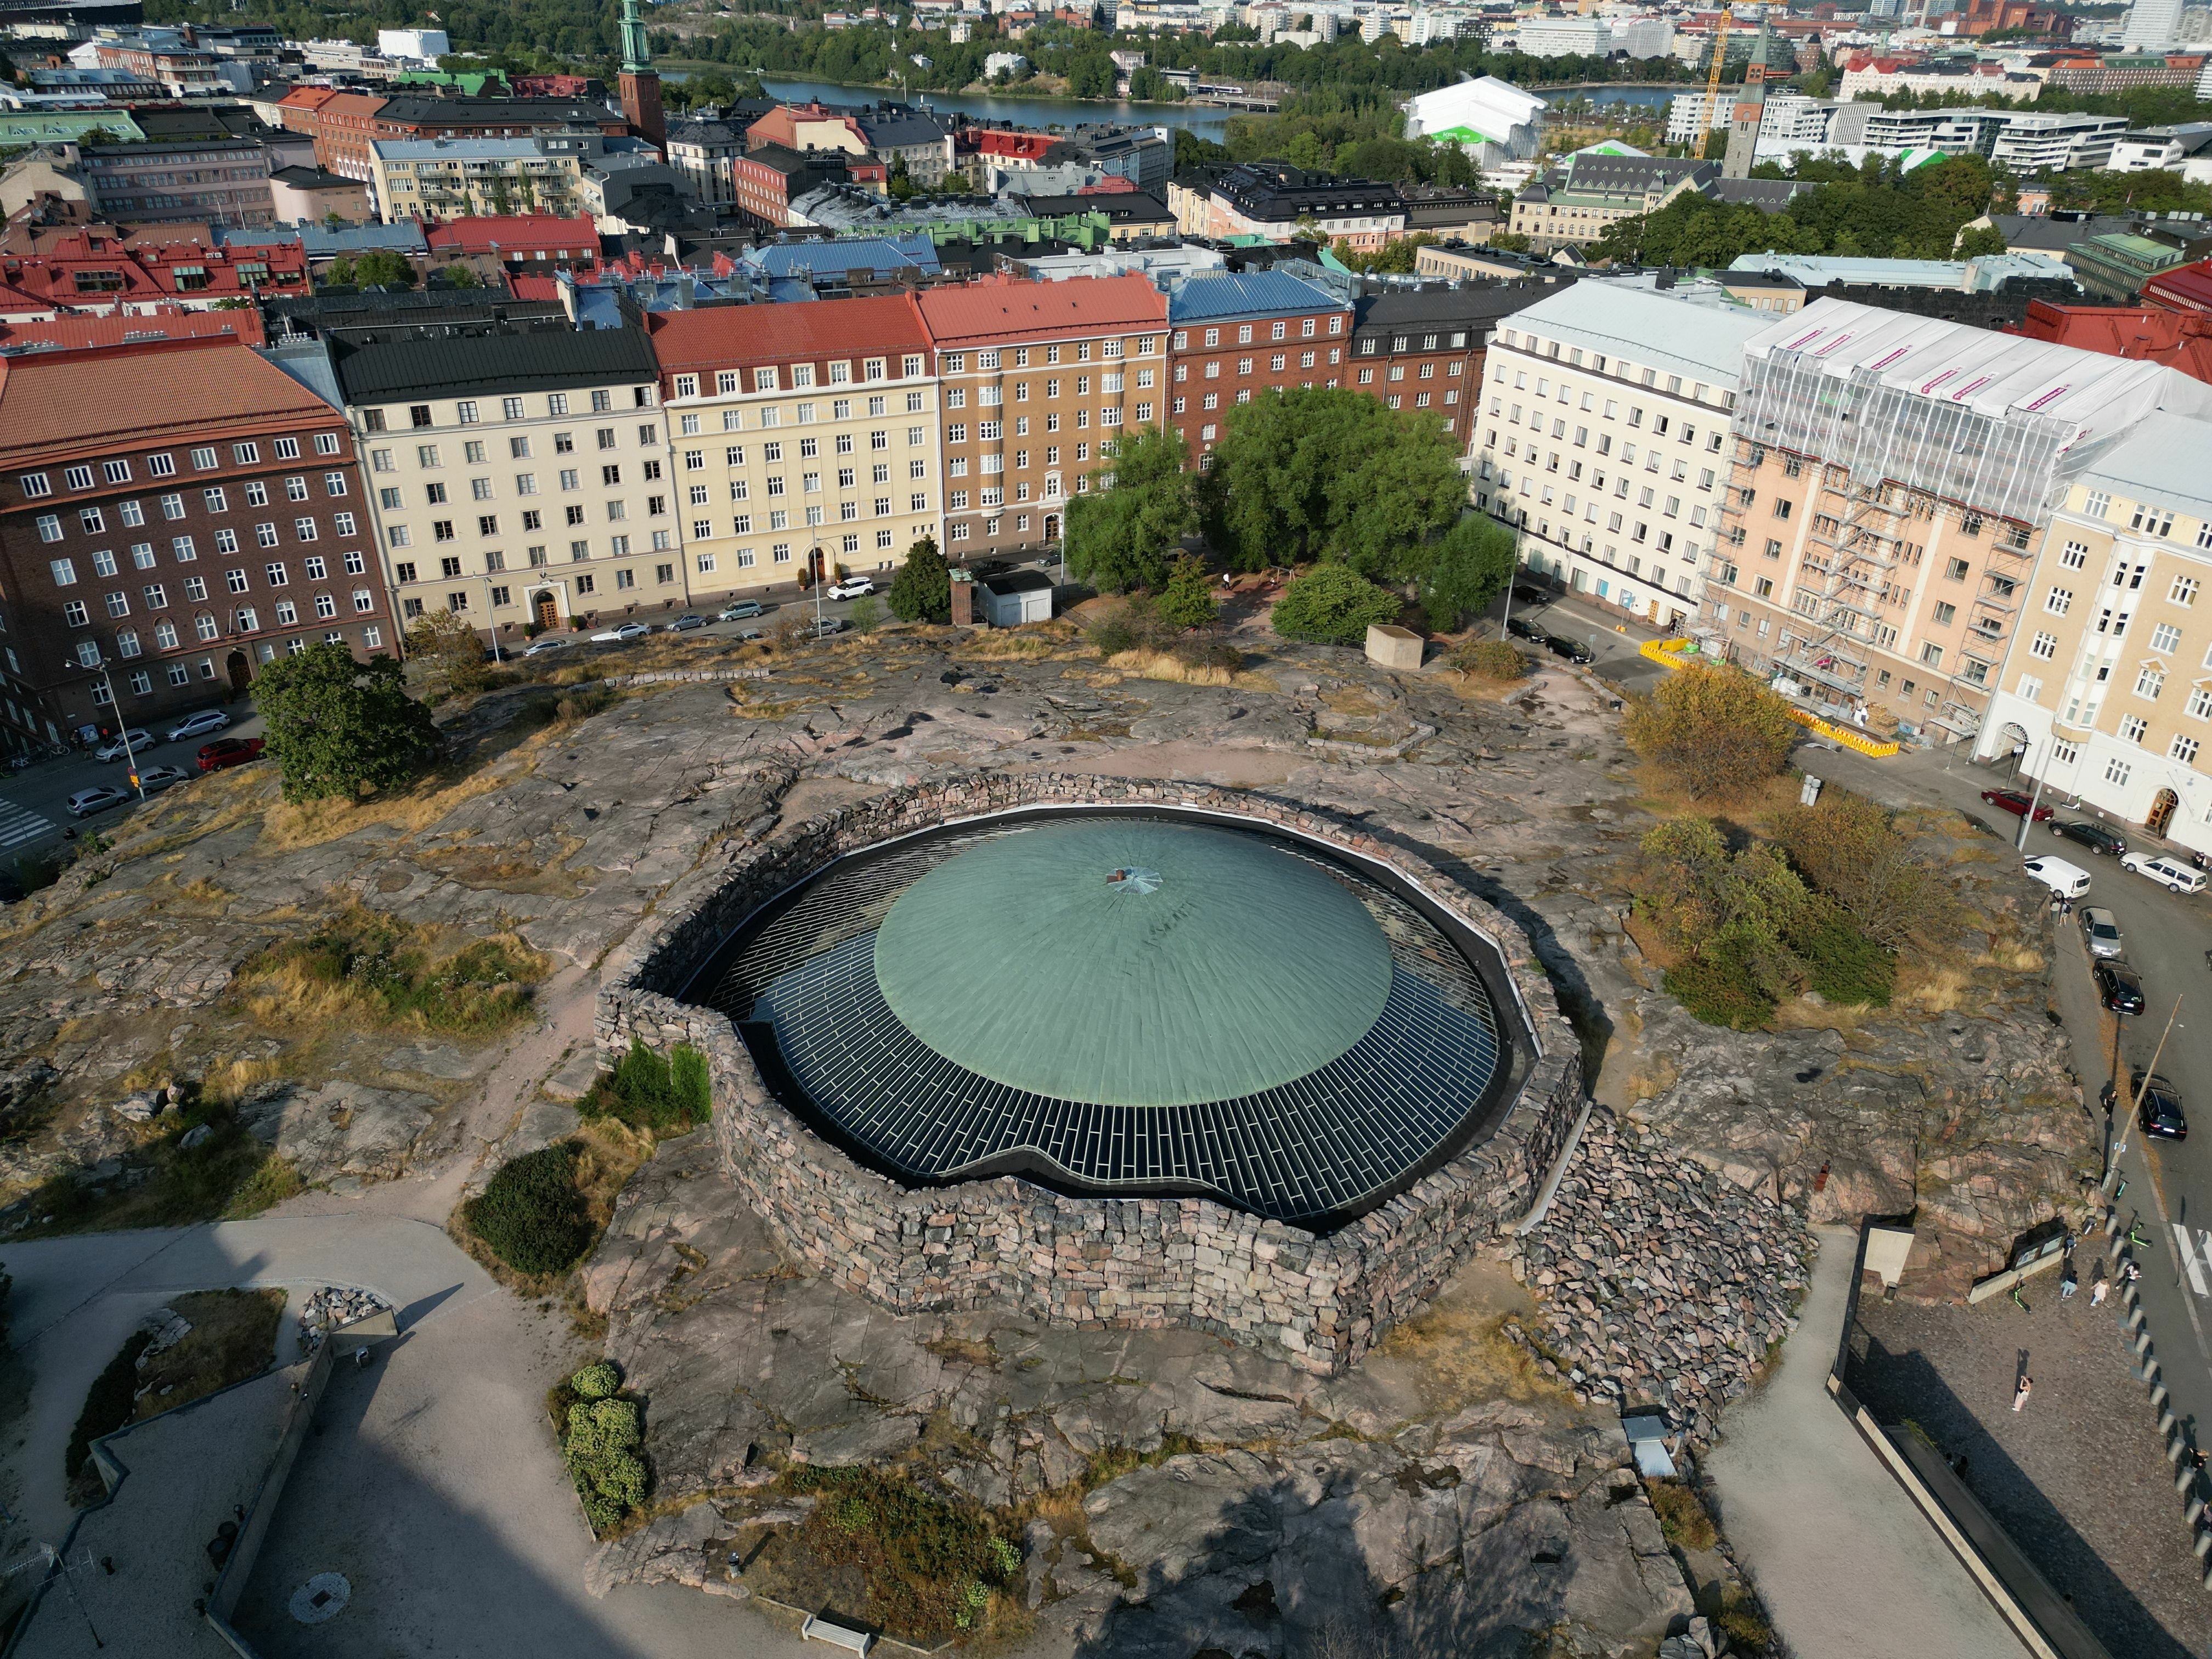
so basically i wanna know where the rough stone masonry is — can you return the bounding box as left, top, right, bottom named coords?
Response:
left=599, top=768, right=1588, bottom=1375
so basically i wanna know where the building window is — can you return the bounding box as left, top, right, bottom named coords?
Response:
left=2120, top=713, right=2149, bottom=743
left=2105, top=755, right=2133, bottom=786
left=2172, top=576, right=2200, bottom=607
left=2044, top=588, right=2072, bottom=616
left=2174, top=735, right=2202, bottom=764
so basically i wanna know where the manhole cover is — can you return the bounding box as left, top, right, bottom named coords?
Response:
left=289, top=1573, right=352, bottom=1625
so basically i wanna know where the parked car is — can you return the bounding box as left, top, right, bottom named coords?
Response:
left=523, top=635, right=572, bottom=658
left=1511, top=584, right=1551, bottom=607
left=733, top=628, right=766, bottom=642
left=196, top=736, right=265, bottom=772
left=2080, top=905, right=2125, bottom=959
left=2103, top=1069, right=2187, bottom=1140
left=1978, top=787, right=2051, bottom=823
left=967, top=559, right=1014, bottom=579
left=825, top=577, right=876, bottom=600
left=2121, top=851, right=2207, bottom=894
left=718, top=600, right=765, bottom=622
left=800, top=617, right=848, bottom=639
left=589, top=621, right=652, bottom=643
left=163, top=709, right=229, bottom=743
left=2094, top=958, right=2147, bottom=1014
left=1544, top=635, right=1595, bottom=664
left=67, top=785, right=132, bottom=817
left=1506, top=616, right=1543, bottom=642
left=2020, top=854, right=2092, bottom=900
left=137, top=764, right=193, bottom=793
left=665, top=613, right=708, bottom=632
left=2051, top=818, right=2128, bottom=857
left=93, top=729, right=153, bottom=763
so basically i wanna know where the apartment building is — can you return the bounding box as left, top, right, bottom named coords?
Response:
left=915, top=273, right=1170, bottom=558
left=1975, top=414, right=2212, bottom=848
left=1168, top=163, right=1407, bottom=250
left=1507, top=155, right=1720, bottom=256
left=336, top=328, right=679, bottom=639
left=1348, top=286, right=1531, bottom=453
left=646, top=295, right=940, bottom=601
left=369, top=137, right=590, bottom=222
left=1472, top=281, right=1769, bottom=628
left=1164, top=269, right=1352, bottom=459
left=0, top=337, right=386, bottom=749
left=1705, top=298, right=2212, bottom=746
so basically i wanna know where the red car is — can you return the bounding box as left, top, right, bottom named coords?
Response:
left=196, top=736, right=266, bottom=772
left=1979, top=787, right=2051, bottom=823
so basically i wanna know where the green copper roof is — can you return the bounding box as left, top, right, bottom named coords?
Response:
left=871, top=820, right=1392, bottom=1108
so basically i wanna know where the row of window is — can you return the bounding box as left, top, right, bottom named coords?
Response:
left=47, top=520, right=362, bottom=583
left=669, top=357, right=927, bottom=399
left=1171, top=319, right=1345, bottom=350
left=673, top=399, right=927, bottom=436
left=379, top=461, right=658, bottom=506
left=371, top=428, right=658, bottom=472
left=37, top=490, right=351, bottom=543
left=942, top=340, right=1152, bottom=374
left=943, top=374, right=1138, bottom=409
left=65, top=587, right=381, bottom=651
left=18, top=435, right=342, bottom=498
left=363, top=389, right=656, bottom=431
left=1497, top=335, right=1733, bottom=412
left=1177, top=352, right=1341, bottom=380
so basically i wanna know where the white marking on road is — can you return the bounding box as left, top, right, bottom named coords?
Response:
left=0, top=796, right=55, bottom=849
left=2174, top=1223, right=2212, bottom=1297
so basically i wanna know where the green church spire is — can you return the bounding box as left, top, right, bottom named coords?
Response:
left=620, top=0, right=651, bottom=75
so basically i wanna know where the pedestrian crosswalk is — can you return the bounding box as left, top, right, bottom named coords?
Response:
left=2171, top=1224, right=2212, bottom=1296
left=0, top=795, right=55, bottom=850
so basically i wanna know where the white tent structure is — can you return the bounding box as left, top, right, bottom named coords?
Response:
left=1401, top=77, right=1547, bottom=172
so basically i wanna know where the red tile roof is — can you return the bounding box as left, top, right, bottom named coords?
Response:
left=2010, top=301, right=2212, bottom=385
left=0, top=306, right=265, bottom=353
left=646, top=294, right=930, bottom=383
left=423, top=215, right=601, bottom=258
left=0, top=236, right=309, bottom=317
left=0, top=337, right=342, bottom=468
left=2144, top=258, right=2212, bottom=317
left=915, top=272, right=1167, bottom=349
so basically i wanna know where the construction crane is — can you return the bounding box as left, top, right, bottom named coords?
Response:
left=1696, top=5, right=1733, bottom=161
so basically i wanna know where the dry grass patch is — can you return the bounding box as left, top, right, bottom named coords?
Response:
left=257, top=732, right=555, bottom=853
left=127, top=1287, right=286, bottom=1423
left=1373, top=1274, right=1568, bottom=1417
left=234, top=902, right=548, bottom=1039
left=1894, top=960, right=1975, bottom=1014
left=1104, top=648, right=1235, bottom=686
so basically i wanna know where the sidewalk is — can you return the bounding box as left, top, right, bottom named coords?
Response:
left=1705, top=1227, right=2022, bottom=1659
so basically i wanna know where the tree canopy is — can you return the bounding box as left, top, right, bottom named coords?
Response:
left=253, top=642, right=440, bottom=803
left=1416, top=513, right=1516, bottom=632
left=1065, top=424, right=1197, bottom=594
left=1154, top=552, right=1220, bottom=630
left=1621, top=663, right=1801, bottom=799
left=1269, top=563, right=1403, bottom=645
left=1202, top=387, right=1466, bottom=580
left=887, top=535, right=951, bottom=624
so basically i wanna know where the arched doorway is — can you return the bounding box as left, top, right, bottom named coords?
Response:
left=1043, top=512, right=1060, bottom=545
left=2149, top=787, right=2180, bottom=837
left=532, top=590, right=559, bottom=631
left=225, top=650, right=251, bottom=693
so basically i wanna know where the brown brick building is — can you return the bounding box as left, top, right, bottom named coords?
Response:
left=0, top=337, right=387, bottom=749
left=915, top=273, right=1170, bottom=560
left=1165, top=269, right=1353, bottom=460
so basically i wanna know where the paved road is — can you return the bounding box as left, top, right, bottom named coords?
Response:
left=1707, top=1228, right=2023, bottom=1659
left=0, top=707, right=266, bottom=861
left=1799, top=738, right=2212, bottom=1476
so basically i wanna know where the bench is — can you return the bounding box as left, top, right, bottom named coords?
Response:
left=800, top=1613, right=873, bottom=1654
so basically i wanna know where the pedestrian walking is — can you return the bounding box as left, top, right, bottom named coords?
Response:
left=2061, top=1262, right=2079, bottom=1298
left=2092, top=1278, right=2111, bottom=1306
left=2013, top=1376, right=2034, bottom=1412
left=2126, top=1260, right=2143, bottom=1285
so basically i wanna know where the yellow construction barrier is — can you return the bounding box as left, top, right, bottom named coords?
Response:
left=1634, top=638, right=1901, bottom=758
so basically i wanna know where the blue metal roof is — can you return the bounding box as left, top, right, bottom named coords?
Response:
left=741, top=235, right=940, bottom=280
left=1166, top=269, right=1345, bottom=324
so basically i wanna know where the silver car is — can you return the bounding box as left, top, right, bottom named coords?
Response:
left=2081, top=905, right=2125, bottom=960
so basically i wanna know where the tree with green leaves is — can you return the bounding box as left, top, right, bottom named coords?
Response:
left=405, top=608, right=494, bottom=696
left=1414, top=513, right=1516, bottom=631
left=1202, top=387, right=1466, bottom=580
left=434, top=262, right=484, bottom=289
left=1954, top=223, right=2008, bottom=258
left=1269, top=563, right=1402, bottom=645
left=252, top=642, right=440, bottom=803
left=887, top=534, right=951, bottom=623
left=1154, top=553, right=1219, bottom=629
left=1065, top=424, right=1197, bottom=594
left=1622, top=663, right=1801, bottom=799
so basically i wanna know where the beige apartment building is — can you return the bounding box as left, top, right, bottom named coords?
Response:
left=647, top=295, right=940, bottom=599
left=1701, top=299, right=2212, bottom=746
left=1976, top=414, right=2212, bottom=851
left=336, top=329, right=684, bottom=638
left=913, top=273, right=1171, bottom=561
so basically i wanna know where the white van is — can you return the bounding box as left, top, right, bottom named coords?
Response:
left=2022, top=855, right=2092, bottom=900
left=2121, top=851, right=2208, bottom=894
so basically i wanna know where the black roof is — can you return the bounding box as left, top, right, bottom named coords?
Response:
left=332, top=325, right=658, bottom=403
left=266, top=287, right=568, bottom=342
left=376, top=95, right=616, bottom=127
left=1353, top=283, right=1562, bottom=341
left=1711, top=178, right=1814, bottom=210
left=983, top=569, right=1054, bottom=594
left=268, top=165, right=355, bottom=188
left=1010, top=191, right=1172, bottom=223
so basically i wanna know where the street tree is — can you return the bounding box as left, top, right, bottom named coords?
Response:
left=887, top=535, right=950, bottom=623
left=405, top=608, right=493, bottom=696
left=1154, top=553, right=1218, bottom=630
left=1414, top=513, right=1516, bottom=631
left=1622, top=663, right=1801, bottom=799
left=1269, top=564, right=1402, bottom=645
left=1065, top=424, right=1196, bottom=594
left=1203, top=388, right=1465, bottom=580
left=253, top=642, right=440, bottom=804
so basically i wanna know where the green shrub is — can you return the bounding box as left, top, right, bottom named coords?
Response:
left=564, top=1395, right=648, bottom=1531
left=1269, top=564, right=1403, bottom=645
left=1663, top=941, right=1777, bottom=1031
left=1795, top=905, right=1895, bottom=1007
left=584, top=1039, right=712, bottom=1136
left=465, top=1142, right=594, bottom=1275
left=570, top=1360, right=620, bottom=1402
left=1451, top=639, right=1529, bottom=681
left=784, top=1465, right=1024, bottom=1643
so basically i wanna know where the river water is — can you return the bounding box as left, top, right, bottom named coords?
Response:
left=667, top=72, right=1687, bottom=140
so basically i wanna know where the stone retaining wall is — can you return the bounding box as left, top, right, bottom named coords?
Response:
left=597, top=771, right=1584, bottom=1374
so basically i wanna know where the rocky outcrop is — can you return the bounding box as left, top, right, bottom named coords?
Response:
left=1511, top=1111, right=1812, bottom=1446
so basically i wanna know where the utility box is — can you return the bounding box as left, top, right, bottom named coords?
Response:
left=1365, top=624, right=1424, bottom=671
left=950, top=567, right=974, bottom=626
left=1864, top=1224, right=1915, bottom=1289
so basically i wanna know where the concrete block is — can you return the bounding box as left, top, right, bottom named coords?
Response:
left=1364, top=624, right=1425, bottom=672
left=2153, top=1384, right=2170, bottom=1411
left=2197, top=1528, right=2212, bottom=1560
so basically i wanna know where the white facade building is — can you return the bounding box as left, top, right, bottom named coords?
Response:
left=1511, top=15, right=1611, bottom=56
left=1470, top=280, right=1773, bottom=629
left=1401, top=76, right=1547, bottom=171
left=2124, top=0, right=2186, bottom=48
left=375, top=28, right=451, bottom=64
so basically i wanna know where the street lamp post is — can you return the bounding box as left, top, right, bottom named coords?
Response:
left=64, top=655, right=144, bottom=802
left=811, top=545, right=826, bottom=634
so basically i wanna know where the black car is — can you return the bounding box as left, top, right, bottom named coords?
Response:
left=2094, top=958, right=2147, bottom=1014
left=1506, top=616, right=1543, bottom=642
left=2103, top=1069, right=2187, bottom=1140
left=1511, top=584, right=1551, bottom=606
left=2052, top=819, right=2128, bottom=857
left=1545, top=634, right=1596, bottom=664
